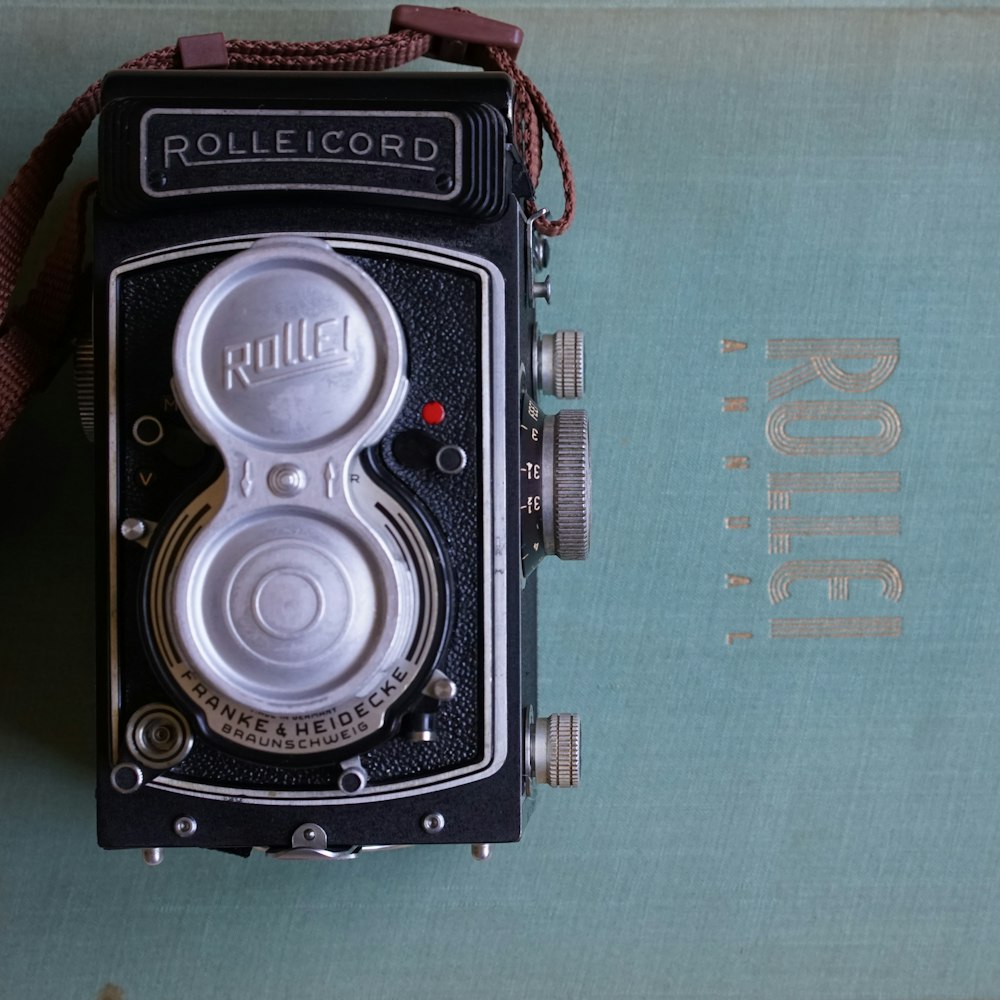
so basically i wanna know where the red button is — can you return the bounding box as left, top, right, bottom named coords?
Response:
left=422, top=401, right=446, bottom=425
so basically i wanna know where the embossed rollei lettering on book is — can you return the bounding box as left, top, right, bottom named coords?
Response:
left=722, top=338, right=904, bottom=641
left=764, top=338, right=903, bottom=637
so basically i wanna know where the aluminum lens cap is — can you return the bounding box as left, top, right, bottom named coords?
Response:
left=176, top=509, right=403, bottom=715
left=173, top=236, right=405, bottom=452
left=166, top=236, right=417, bottom=722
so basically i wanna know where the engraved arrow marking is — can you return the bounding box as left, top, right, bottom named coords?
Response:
left=240, top=460, right=253, bottom=497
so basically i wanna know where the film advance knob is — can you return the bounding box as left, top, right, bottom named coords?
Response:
left=532, top=713, right=581, bottom=788
left=541, top=408, right=591, bottom=560
left=536, top=330, right=585, bottom=399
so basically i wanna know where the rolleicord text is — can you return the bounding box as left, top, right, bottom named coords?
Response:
left=140, top=109, right=460, bottom=200
left=162, top=128, right=442, bottom=169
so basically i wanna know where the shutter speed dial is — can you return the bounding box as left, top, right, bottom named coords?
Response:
left=520, top=395, right=591, bottom=574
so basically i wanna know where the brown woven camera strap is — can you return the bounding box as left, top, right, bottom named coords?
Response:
left=0, top=10, right=575, bottom=439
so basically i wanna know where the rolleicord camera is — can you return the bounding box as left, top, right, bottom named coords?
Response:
left=91, top=63, right=590, bottom=861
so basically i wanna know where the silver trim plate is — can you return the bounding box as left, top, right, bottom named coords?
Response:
left=107, top=233, right=508, bottom=804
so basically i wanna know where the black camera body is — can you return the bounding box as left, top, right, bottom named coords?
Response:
left=93, top=69, right=588, bottom=860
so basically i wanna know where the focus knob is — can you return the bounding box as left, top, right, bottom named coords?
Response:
left=536, top=330, right=585, bottom=398
left=543, top=408, right=591, bottom=560
left=531, top=713, right=581, bottom=788
left=74, top=338, right=95, bottom=443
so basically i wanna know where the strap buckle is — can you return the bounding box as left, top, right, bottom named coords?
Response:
left=177, top=33, right=229, bottom=70
left=389, top=5, right=522, bottom=64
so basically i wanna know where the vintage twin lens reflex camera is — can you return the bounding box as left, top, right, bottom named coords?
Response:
left=92, top=68, right=591, bottom=861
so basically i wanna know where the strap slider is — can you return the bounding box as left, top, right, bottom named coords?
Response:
left=389, top=5, right=522, bottom=64
left=177, top=33, right=229, bottom=70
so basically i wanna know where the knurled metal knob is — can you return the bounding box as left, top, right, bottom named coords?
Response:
left=542, top=408, right=591, bottom=560
left=536, top=330, right=585, bottom=399
left=532, top=713, right=581, bottom=788
left=74, top=338, right=95, bottom=442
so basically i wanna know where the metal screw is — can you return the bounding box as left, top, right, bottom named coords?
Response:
left=120, top=518, right=147, bottom=541
left=422, top=812, right=446, bottom=834
left=173, top=816, right=197, bottom=838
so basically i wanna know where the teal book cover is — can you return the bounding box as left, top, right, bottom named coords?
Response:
left=2, top=4, right=1000, bottom=999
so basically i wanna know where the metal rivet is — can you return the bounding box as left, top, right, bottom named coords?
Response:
left=120, top=518, right=147, bottom=541
left=303, top=827, right=317, bottom=842
left=173, top=816, right=197, bottom=838
left=431, top=677, right=457, bottom=701
left=471, top=843, right=492, bottom=861
left=422, top=812, right=446, bottom=834
left=142, top=848, right=164, bottom=866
